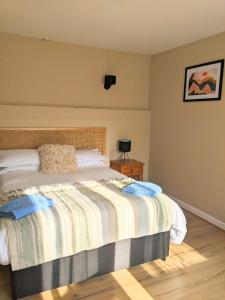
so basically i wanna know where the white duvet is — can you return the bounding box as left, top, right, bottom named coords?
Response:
left=0, top=167, right=187, bottom=265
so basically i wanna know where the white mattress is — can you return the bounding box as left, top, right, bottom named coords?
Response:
left=0, top=167, right=186, bottom=265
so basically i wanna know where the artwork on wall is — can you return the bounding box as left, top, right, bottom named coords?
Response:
left=183, top=59, right=224, bottom=102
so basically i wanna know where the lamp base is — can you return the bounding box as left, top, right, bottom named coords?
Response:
left=119, top=152, right=130, bottom=161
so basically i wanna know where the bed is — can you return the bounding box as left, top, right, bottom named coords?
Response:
left=0, top=128, right=186, bottom=299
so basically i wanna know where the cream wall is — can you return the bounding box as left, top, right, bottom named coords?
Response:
left=0, top=33, right=151, bottom=178
left=0, top=33, right=150, bottom=110
left=150, top=31, right=225, bottom=223
left=0, top=105, right=150, bottom=180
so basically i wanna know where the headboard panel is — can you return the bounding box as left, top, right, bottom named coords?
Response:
left=0, top=128, right=106, bottom=154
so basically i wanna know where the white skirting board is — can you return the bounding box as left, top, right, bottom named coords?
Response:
left=171, top=196, right=225, bottom=231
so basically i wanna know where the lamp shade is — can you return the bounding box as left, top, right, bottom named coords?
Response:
left=119, top=139, right=131, bottom=153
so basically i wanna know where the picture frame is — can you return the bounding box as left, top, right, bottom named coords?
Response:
left=183, top=59, right=224, bottom=102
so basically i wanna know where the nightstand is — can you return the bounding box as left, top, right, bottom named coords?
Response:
left=110, top=159, right=144, bottom=181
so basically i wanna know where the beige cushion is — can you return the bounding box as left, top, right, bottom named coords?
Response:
left=38, top=144, right=77, bottom=174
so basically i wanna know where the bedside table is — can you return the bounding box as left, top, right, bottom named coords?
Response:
left=110, top=159, right=144, bottom=181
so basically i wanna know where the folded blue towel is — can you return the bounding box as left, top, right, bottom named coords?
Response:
left=0, top=195, right=55, bottom=220
left=122, top=181, right=162, bottom=197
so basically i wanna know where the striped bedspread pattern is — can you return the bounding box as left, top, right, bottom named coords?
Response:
left=0, top=179, right=172, bottom=271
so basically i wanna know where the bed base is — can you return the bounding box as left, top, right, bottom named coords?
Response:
left=11, top=231, right=170, bottom=299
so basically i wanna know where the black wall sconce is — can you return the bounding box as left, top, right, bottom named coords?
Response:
left=104, top=75, right=116, bottom=90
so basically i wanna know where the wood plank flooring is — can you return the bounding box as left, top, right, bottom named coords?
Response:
left=0, top=211, right=225, bottom=300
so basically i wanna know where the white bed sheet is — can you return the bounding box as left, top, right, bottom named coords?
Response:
left=0, top=167, right=186, bottom=265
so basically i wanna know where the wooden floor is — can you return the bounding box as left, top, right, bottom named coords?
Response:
left=1, top=211, right=225, bottom=300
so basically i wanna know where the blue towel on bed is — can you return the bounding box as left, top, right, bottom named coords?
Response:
left=122, top=181, right=162, bottom=197
left=0, top=195, right=55, bottom=220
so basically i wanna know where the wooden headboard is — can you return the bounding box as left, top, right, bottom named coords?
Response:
left=0, top=128, right=106, bottom=154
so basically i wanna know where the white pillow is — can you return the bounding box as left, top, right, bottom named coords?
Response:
left=75, top=150, right=109, bottom=168
left=0, top=165, right=40, bottom=175
left=78, top=159, right=110, bottom=168
left=0, top=148, right=109, bottom=171
left=75, top=150, right=105, bottom=162
left=0, top=149, right=40, bottom=167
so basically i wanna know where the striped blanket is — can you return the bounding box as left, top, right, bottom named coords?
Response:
left=0, top=178, right=172, bottom=271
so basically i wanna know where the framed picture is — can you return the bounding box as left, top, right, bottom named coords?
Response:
left=183, top=59, right=224, bottom=102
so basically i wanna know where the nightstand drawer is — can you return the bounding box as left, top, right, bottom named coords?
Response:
left=110, top=159, right=144, bottom=181
left=130, top=166, right=141, bottom=175
left=121, top=166, right=141, bottom=176
left=121, top=166, right=132, bottom=175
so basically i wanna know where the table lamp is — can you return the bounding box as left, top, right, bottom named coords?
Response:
left=119, top=139, right=131, bottom=160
